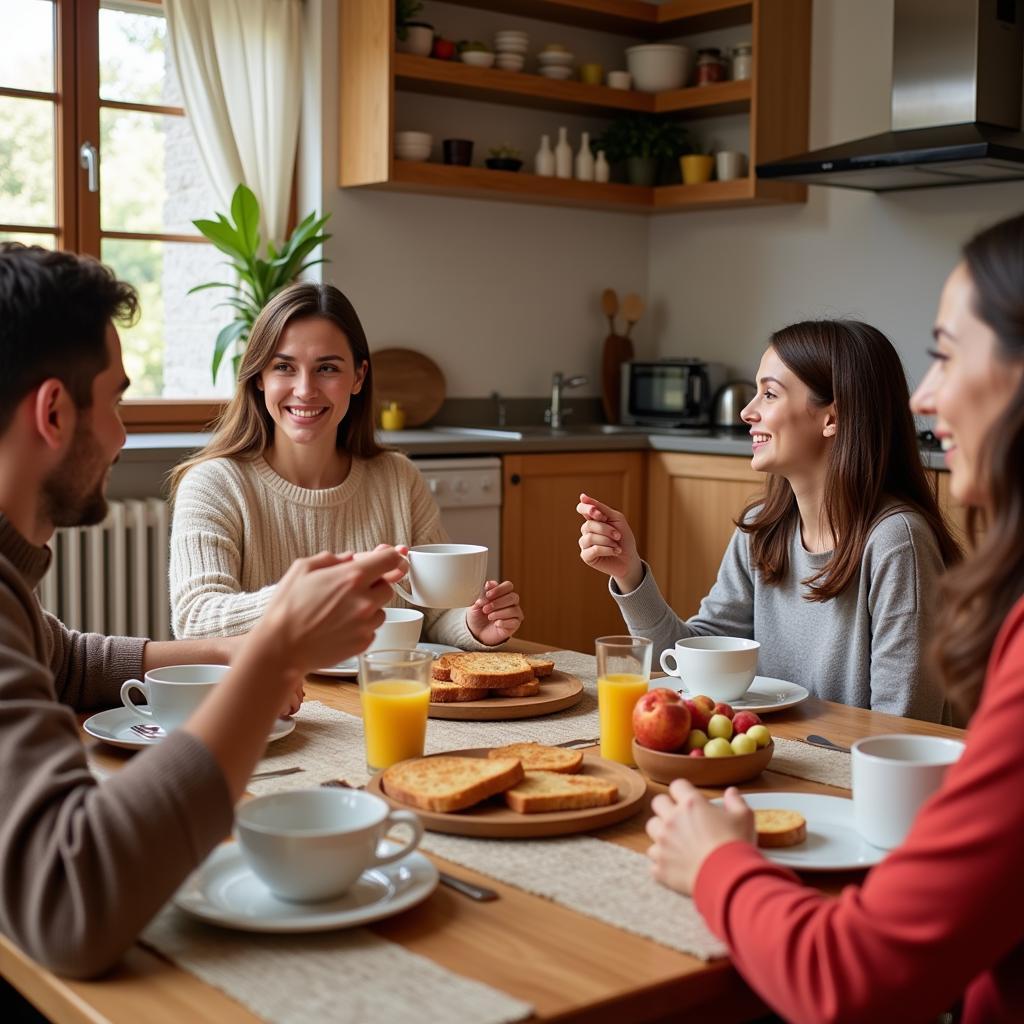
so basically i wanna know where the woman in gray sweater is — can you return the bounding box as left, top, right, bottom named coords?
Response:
left=578, top=320, right=960, bottom=722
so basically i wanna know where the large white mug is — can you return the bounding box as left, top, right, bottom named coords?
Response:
left=715, top=150, right=746, bottom=181
left=368, top=607, right=424, bottom=652
left=235, top=788, right=424, bottom=902
left=392, top=543, right=488, bottom=609
left=119, top=664, right=228, bottom=732
left=658, top=636, right=759, bottom=703
left=852, top=734, right=965, bottom=849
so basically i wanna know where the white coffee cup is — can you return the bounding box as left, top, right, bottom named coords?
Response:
left=715, top=150, right=746, bottom=181
left=119, top=664, right=229, bottom=732
left=607, top=69, right=632, bottom=89
left=235, top=788, right=424, bottom=902
left=392, top=543, right=488, bottom=609
left=368, top=607, right=424, bottom=652
left=658, top=636, right=760, bottom=702
left=852, top=734, right=965, bottom=849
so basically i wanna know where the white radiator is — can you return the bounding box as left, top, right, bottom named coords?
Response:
left=37, top=498, right=172, bottom=641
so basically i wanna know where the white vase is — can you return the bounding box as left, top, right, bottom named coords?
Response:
left=555, top=126, right=572, bottom=180
left=575, top=131, right=595, bottom=181
left=595, top=149, right=610, bottom=183
left=535, top=134, right=555, bottom=176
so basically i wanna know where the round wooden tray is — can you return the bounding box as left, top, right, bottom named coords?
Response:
left=368, top=748, right=648, bottom=838
left=428, top=671, right=584, bottom=720
left=632, top=737, right=774, bottom=787
left=372, top=347, right=446, bottom=427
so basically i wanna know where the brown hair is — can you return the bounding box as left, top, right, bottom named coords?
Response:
left=933, top=213, right=1024, bottom=719
left=169, top=281, right=384, bottom=496
left=740, top=319, right=960, bottom=600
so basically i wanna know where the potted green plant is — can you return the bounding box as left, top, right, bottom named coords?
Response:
left=396, top=0, right=433, bottom=56
left=189, top=184, right=331, bottom=383
left=592, top=116, right=688, bottom=186
left=485, top=144, right=523, bottom=172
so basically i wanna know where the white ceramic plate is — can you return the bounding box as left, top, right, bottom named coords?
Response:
left=314, top=642, right=462, bottom=679
left=712, top=792, right=886, bottom=872
left=656, top=676, right=810, bottom=714
left=175, top=841, right=438, bottom=933
left=83, top=708, right=295, bottom=752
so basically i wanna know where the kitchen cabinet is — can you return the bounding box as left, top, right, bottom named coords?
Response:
left=340, top=0, right=810, bottom=214
left=502, top=451, right=645, bottom=652
left=645, top=452, right=763, bottom=619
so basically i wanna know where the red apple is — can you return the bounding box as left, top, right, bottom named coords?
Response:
left=733, top=711, right=763, bottom=734
left=431, top=37, right=456, bottom=60
left=712, top=701, right=735, bottom=720
left=688, top=748, right=705, bottom=758
left=632, top=688, right=692, bottom=752
left=684, top=697, right=713, bottom=733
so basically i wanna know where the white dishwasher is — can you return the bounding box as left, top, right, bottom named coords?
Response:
left=412, top=457, right=502, bottom=581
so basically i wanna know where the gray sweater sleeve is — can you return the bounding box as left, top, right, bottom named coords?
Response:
left=609, top=527, right=756, bottom=660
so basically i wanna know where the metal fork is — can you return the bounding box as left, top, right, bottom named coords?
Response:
left=130, top=723, right=162, bottom=738
left=554, top=737, right=600, bottom=749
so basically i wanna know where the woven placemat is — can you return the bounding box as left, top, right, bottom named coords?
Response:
left=770, top=736, right=851, bottom=790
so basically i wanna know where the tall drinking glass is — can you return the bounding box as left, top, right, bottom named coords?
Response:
left=596, top=636, right=653, bottom=765
left=358, top=649, right=432, bottom=772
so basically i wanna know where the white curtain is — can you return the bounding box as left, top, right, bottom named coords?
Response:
left=165, top=0, right=303, bottom=243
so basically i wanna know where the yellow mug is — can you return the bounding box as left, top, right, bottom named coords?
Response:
left=681, top=154, right=714, bottom=185
left=579, top=63, right=604, bottom=86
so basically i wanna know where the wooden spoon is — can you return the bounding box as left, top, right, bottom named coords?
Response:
left=601, top=288, right=619, bottom=334
left=622, top=293, right=644, bottom=339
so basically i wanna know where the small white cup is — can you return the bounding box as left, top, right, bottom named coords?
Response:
left=368, top=607, right=424, bottom=652
left=715, top=150, right=746, bottom=181
left=392, top=543, right=488, bottom=609
left=852, top=734, right=965, bottom=849
left=235, top=788, right=424, bottom=902
left=606, top=70, right=632, bottom=90
left=119, top=664, right=229, bottom=732
left=658, top=636, right=759, bottom=703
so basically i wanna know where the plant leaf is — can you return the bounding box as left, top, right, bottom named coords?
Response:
left=193, top=217, right=246, bottom=258
left=230, top=184, right=261, bottom=258
left=211, top=319, right=248, bottom=383
left=187, top=280, right=236, bottom=295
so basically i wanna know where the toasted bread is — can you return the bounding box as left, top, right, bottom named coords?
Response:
left=429, top=679, right=489, bottom=703
left=382, top=756, right=524, bottom=812
left=449, top=652, right=535, bottom=690
left=754, top=809, right=807, bottom=848
left=493, top=678, right=541, bottom=698
left=431, top=654, right=456, bottom=682
left=504, top=770, right=618, bottom=813
left=526, top=656, right=555, bottom=678
left=488, top=742, right=582, bottom=774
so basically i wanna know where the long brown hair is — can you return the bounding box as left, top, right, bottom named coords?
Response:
left=169, top=282, right=384, bottom=496
left=934, top=214, right=1024, bottom=718
left=740, top=319, right=960, bottom=600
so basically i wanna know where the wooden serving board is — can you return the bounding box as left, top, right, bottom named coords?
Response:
left=372, top=347, right=446, bottom=427
left=368, top=748, right=647, bottom=838
left=428, top=670, right=584, bottom=720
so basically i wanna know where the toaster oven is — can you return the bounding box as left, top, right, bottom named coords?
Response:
left=620, top=359, right=726, bottom=427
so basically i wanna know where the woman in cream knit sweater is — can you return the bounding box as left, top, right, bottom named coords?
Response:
left=168, top=283, right=523, bottom=649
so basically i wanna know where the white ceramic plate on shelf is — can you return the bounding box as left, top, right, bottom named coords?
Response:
left=655, top=676, right=810, bottom=714
left=313, top=642, right=462, bottom=679
left=712, top=792, right=886, bottom=872
left=175, top=840, right=438, bottom=933
left=83, top=708, right=295, bottom=752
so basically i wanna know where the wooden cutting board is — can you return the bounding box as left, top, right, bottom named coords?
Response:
left=372, top=347, right=446, bottom=427
left=601, top=333, right=633, bottom=423
left=427, top=670, right=584, bottom=720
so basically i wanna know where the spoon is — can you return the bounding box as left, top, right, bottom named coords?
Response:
left=601, top=288, right=619, bottom=334
left=805, top=734, right=851, bottom=754
left=621, top=293, right=644, bottom=339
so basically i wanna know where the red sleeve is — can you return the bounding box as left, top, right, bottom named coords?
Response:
left=693, top=598, right=1024, bottom=1024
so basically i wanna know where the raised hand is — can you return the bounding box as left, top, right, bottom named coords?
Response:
left=467, top=580, right=524, bottom=646
left=576, top=492, right=644, bottom=592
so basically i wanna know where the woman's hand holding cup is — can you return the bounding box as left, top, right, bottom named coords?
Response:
left=577, top=492, right=644, bottom=592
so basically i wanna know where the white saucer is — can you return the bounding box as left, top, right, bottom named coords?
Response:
left=314, top=642, right=463, bottom=678
left=658, top=676, right=810, bottom=714
left=713, top=792, right=886, bottom=872
left=83, top=708, right=295, bottom=751
left=175, top=840, right=438, bottom=932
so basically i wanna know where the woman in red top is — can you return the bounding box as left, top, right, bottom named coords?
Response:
left=645, top=210, right=1024, bottom=1024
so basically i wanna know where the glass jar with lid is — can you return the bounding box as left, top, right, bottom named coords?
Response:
left=695, top=48, right=727, bottom=86
left=731, top=43, right=753, bottom=81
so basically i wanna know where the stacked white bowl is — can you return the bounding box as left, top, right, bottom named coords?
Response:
left=395, top=131, right=432, bottom=162
left=625, top=44, right=692, bottom=92
left=494, top=30, right=528, bottom=72
left=537, top=45, right=574, bottom=80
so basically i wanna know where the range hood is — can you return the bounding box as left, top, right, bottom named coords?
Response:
left=757, top=0, right=1024, bottom=191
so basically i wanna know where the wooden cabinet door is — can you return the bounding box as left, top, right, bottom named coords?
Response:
left=502, top=451, right=644, bottom=653
left=645, top=453, right=764, bottom=620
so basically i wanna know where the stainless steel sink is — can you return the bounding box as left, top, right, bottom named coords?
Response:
left=434, top=424, right=645, bottom=440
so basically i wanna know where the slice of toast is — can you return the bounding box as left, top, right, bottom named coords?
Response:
left=527, top=656, right=555, bottom=678
left=382, top=756, right=524, bottom=813
left=431, top=654, right=456, bottom=682
left=450, top=652, right=535, bottom=690
left=754, top=809, right=807, bottom=848
left=493, top=678, right=541, bottom=698
left=430, top=679, right=489, bottom=703
left=488, top=742, right=582, bottom=774
left=504, top=770, right=619, bottom=813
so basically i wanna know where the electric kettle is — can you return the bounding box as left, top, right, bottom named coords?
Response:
left=712, top=380, right=756, bottom=429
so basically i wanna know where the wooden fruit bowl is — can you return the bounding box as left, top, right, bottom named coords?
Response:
left=632, top=738, right=774, bottom=787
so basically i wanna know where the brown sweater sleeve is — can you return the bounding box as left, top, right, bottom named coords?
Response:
left=0, top=580, right=233, bottom=978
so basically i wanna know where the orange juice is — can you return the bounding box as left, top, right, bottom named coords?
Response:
left=360, top=679, right=430, bottom=771
left=598, top=673, right=648, bottom=765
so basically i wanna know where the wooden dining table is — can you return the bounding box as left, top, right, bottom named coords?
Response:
left=1, top=638, right=967, bottom=1024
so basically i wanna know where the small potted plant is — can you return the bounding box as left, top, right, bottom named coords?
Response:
left=457, top=40, right=496, bottom=69
left=396, top=0, right=433, bottom=57
left=681, top=142, right=715, bottom=185
left=485, top=144, right=523, bottom=172
left=592, top=115, right=688, bottom=186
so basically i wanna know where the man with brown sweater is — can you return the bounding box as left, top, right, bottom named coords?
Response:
left=0, top=244, right=404, bottom=977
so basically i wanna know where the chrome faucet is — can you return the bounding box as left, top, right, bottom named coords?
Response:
left=546, top=372, right=588, bottom=429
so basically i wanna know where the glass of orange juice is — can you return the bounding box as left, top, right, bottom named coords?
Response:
left=358, top=649, right=432, bottom=773
left=596, top=636, right=653, bottom=765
